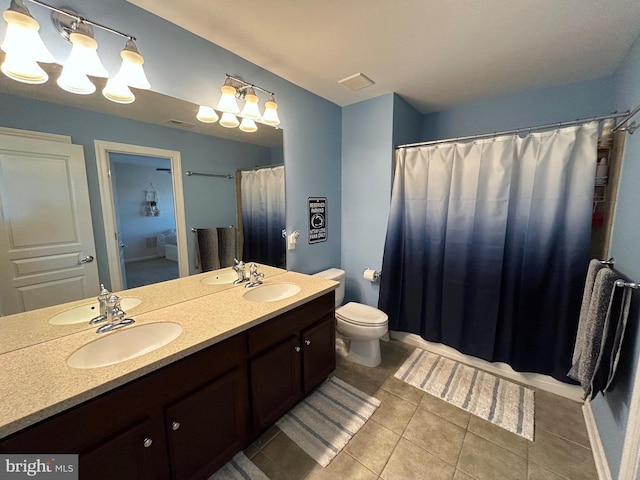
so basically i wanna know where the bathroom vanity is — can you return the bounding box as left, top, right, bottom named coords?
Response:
left=0, top=271, right=337, bottom=480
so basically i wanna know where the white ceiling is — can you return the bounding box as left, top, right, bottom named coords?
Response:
left=130, top=0, right=640, bottom=114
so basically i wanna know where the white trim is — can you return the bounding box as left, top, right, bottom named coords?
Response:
left=94, top=140, right=188, bottom=290
left=390, top=331, right=583, bottom=401
left=124, top=255, right=163, bottom=263
left=0, top=126, right=71, bottom=143
left=619, top=364, right=640, bottom=480
left=583, top=401, right=613, bottom=480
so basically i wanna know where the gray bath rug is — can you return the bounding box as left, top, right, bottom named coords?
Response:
left=395, top=349, right=535, bottom=440
left=208, top=452, right=268, bottom=480
left=276, top=376, right=381, bottom=467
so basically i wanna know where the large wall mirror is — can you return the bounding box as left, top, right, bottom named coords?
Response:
left=0, top=62, right=285, bottom=324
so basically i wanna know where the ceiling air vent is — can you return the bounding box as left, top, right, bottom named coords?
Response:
left=338, top=73, right=375, bottom=91
left=168, top=119, right=195, bottom=128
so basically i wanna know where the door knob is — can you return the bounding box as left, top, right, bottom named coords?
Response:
left=78, top=255, right=94, bottom=264
left=171, top=421, right=181, bottom=431
left=294, top=346, right=301, bottom=353
left=304, top=339, right=311, bottom=346
left=143, top=437, right=153, bottom=448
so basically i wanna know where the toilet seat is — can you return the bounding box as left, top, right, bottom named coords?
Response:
left=336, top=302, right=388, bottom=327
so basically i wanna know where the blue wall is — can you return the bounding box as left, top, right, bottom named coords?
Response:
left=0, top=0, right=343, bottom=275
left=591, top=32, right=640, bottom=480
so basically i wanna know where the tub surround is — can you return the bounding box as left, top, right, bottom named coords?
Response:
left=0, top=264, right=287, bottom=354
left=0, top=270, right=338, bottom=439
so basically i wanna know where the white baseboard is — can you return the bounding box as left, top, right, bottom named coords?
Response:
left=583, top=402, right=613, bottom=480
left=390, top=331, right=583, bottom=401
left=125, top=255, right=161, bottom=263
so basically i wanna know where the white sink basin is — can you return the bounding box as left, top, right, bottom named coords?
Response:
left=67, top=322, right=183, bottom=369
left=49, top=297, right=142, bottom=325
left=201, top=269, right=238, bottom=285
left=243, top=283, right=301, bottom=302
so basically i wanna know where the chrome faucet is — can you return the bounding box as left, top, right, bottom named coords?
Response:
left=232, top=258, right=248, bottom=284
left=89, top=284, right=111, bottom=325
left=96, top=295, right=135, bottom=334
left=245, top=263, right=265, bottom=288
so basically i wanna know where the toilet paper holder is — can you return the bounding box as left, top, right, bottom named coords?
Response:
left=363, top=268, right=382, bottom=282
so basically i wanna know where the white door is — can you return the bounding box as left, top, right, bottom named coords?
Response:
left=0, top=132, right=99, bottom=315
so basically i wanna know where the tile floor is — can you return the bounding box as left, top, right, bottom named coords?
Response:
left=243, top=339, right=599, bottom=480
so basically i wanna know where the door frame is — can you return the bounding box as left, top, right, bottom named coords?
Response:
left=95, top=140, right=188, bottom=291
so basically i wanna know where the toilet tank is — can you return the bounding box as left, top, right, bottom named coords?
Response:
left=313, top=268, right=345, bottom=307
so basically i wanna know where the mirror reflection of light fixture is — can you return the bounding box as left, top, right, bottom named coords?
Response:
left=196, top=105, right=219, bottom=123
left=198, top=74, right=281, bottom=133
left=0, top=0, right=150, bottom=104
left=0, top=0, right=54, bottom=84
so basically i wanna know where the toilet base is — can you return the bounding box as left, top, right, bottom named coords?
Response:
left=347, top=338, right=382, bottom=368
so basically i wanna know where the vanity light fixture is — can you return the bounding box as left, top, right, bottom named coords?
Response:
left=197, top=74, right=281, bottom=132
left=0, top=0, right=150, bottom=104
left=196, top=105, right=219, bottom=123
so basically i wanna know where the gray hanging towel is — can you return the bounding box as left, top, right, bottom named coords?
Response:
left=568, top=259, right=607, bottom=381
left=572, top=268, right=618, bottom=398
left=217, top=226, right=237, bottom=268
left=194, top=228, right=221, bottom=272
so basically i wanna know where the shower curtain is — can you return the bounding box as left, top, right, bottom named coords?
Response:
left=379, top=123, right=598, bottom=381
left=239, top=165, right=285, bottom=267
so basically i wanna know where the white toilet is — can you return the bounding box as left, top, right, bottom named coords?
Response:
left=313, top=268, right=388, bottom=367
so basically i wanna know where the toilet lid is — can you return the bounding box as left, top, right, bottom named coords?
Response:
left=336, top=302, right=388, bottom=326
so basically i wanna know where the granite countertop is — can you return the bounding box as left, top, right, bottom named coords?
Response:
left=0, top=271, right=337, bottom=439
left=0, top=265, right=287, bottom=354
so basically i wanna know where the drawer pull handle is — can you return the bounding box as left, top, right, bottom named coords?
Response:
left=172, top=421, right=181, bottom=431
left=143, top=437, right=153, bottom=448
left=304, top=339, right=311, bottom=346
left=294, top=346, right=301, bottom=353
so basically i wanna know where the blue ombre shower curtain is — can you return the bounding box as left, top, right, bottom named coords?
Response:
left=240, top=165, right=286, bottom=267
left=379, top=123, right=598, bottom=381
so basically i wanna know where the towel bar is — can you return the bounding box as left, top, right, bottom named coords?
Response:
left=615, top=280, right=640, bottom=290
left=599, top=258, right=615, bottom=267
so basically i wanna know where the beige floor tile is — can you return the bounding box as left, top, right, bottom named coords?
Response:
left=457, top=432, right=527, bottom=480
left=403, top=407, right=465, bottom=466
left=370, top=389, right=418, bottom=434
left=333, top=367, right=380, bottom=396
left=381, top=437, right=455, bottom=480
left=339, top=358, right=394, bottom=388
left=534, top=389, right=590, bottom=448
left=528, top=429, right=598, bottom=480
left=251, top=451, right=288, bottom=480
left=344, top=419, right=401, bottom=474
left=380, top=376, right=425, bottom=405
left=453, top=470, right=476, bottom=480
left=467, top=415, right=528, bottom=458
left=527, top=461, right=568, bottom=480
left=260, top=432, right=317, bottom=480
left=419, top=393, right=471, bottom=429
left=305, top=452, right=378, bottom=480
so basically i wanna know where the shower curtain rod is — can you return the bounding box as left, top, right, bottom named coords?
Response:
left=236, top=164, right=284, bottom=172
left=185, top=171, right=233, bottom=179
left=396, top=108, right=637, bottom=149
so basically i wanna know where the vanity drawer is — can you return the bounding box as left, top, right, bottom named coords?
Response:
left=247, top=292, right=334, bottom=356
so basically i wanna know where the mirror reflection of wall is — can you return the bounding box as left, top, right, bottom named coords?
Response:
left=0, top=89, right=284, bottom=314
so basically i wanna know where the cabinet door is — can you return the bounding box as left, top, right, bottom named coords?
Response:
left=165, top=367, right=248, bottom=480
left=302, top=316, right=336, bottom=393
left=79, top=419, right=160, bottom=480
left=250, top=335, right=302, bottom=430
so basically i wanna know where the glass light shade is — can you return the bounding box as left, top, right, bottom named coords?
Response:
left=57, top=68, right=96, bottom=95
left=240, top=90, right=261, bottom=120
left=1, top=51, right=48, bottom=84
left=239, top=117, right=258, bottom=133
left=196, top=105, right=219, bottom=123
left=216, top=84, right=240, bottom=114
left=219, top=112, right=239, bottom=128
left=64, top=32, right=109, bottom=78
left=261, top=97, right=281, bottom=126
left=102, top=78, right=135, bottom=104
left=116, top=40, right=150, bottom=90
left=1, top=9, right=54, bottom=62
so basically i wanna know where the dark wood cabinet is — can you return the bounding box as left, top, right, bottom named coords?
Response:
left=0, top=292, right=336, bottom=480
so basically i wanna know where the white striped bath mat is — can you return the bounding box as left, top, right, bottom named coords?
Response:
left=276, top=376, right=381, bottom=467
left=208, top=452, right=268, bottom=480
left=395, top=349, right=535, bottom=440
